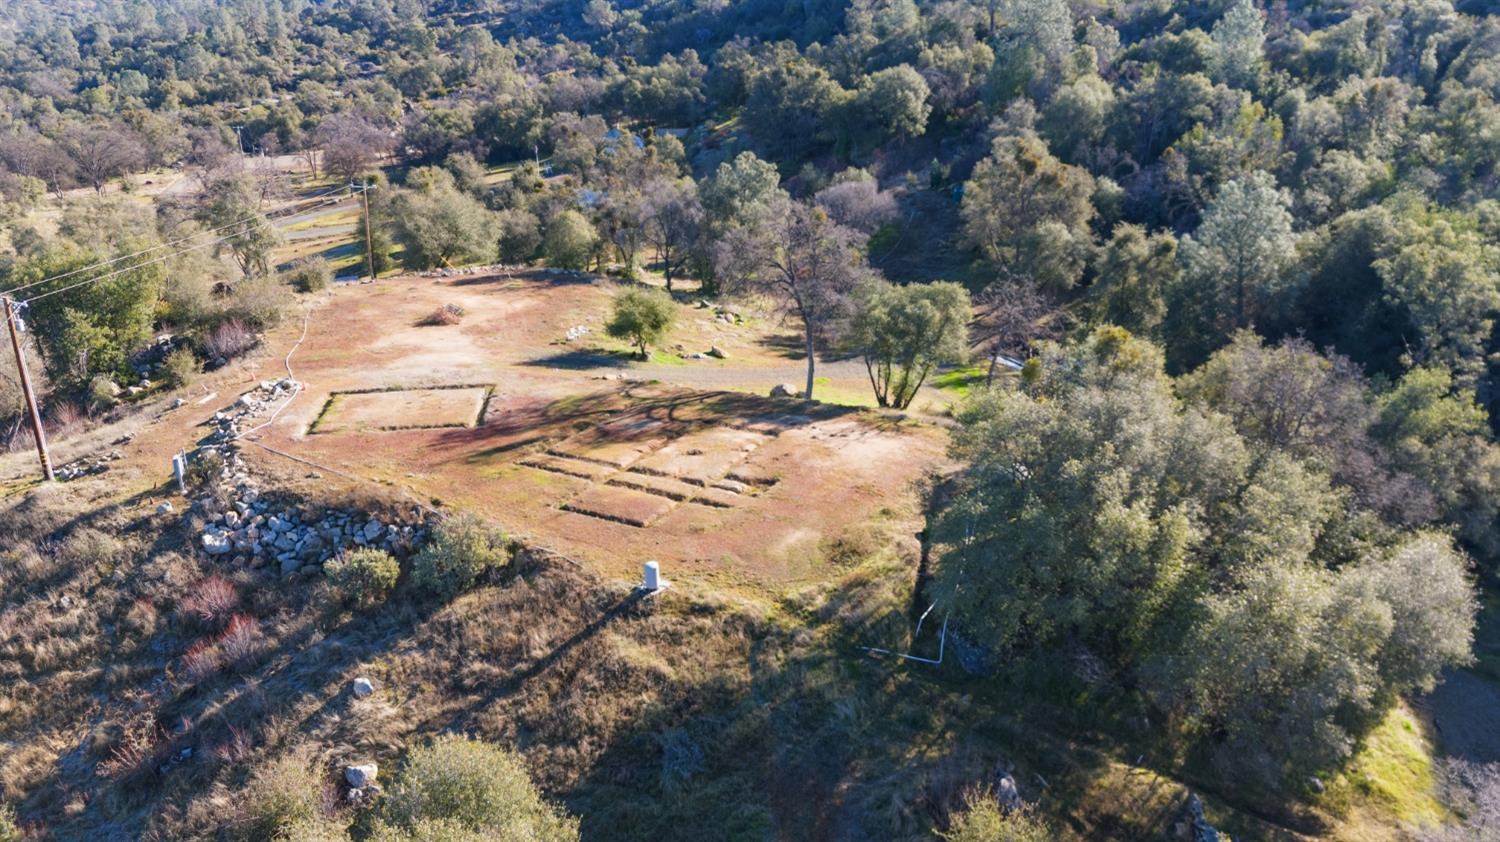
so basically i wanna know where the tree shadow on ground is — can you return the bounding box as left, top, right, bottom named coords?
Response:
left=520, top=349, right=631, bottom=370
left=429, top=385, right=864, bottom=466
left=447, top=270, right=596, bottom=288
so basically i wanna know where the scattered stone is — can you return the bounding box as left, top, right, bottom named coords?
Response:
left=706, top=346, right=727, bottom=359
left=352, top=677, right=375, bottom=698
left=769, top=383, right=800, bottom=399
left=157, top=501, right=174, bottom=514
left=345, top=763, right=378, bottom=788
left=1307, top=776, right=1325, bottom=794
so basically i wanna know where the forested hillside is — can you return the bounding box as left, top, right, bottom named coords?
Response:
left=2, top=0, right=1500, bottom=839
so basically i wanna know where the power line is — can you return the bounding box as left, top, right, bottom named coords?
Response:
left=16, top=185, right=356, bottom=306
left=21, top=208, right=304, bottom=305
left=2, top=182, right=350, bottom=297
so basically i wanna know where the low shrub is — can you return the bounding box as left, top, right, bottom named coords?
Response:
left=160, top=347, right=202, bottom=388
left=180, top=576, right=239, bottom=629
left=181, top=638, right=223, bottom=684
left=204, top=318, right=259, bottom=362
left=47, top=399, right=84, bottom=433
left=939, top=791, right=1053, bottom=842
left=97, top=712, right=168, bottom=782
left=325, top=548, right=400, bottom=605
left=281, top=818, right=352, bottom=842
left=228, top=274, right=288, bottom=327
left=58, top=526, right=126, bottom=567
left=123, top=598, right=160, bottom=638
left=381, top=736, right=578, bottom=840
left=237, top=753, right=326, bottom=841
left=0, top=803, right=19, bottom=842
left=218, top=614, right=266, bottom=667
left=87, top=375, right=121, bottom=411
left=285, top=257, right=332, bottom=293
left=411, top=513, right=509, bottom=598
left=184, top=449, right=224, bottom=489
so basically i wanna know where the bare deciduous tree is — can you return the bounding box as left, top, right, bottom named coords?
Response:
left=972, top=275, right=1061, bottom=384
left=641, top=177, right=702, bottom=290
left=59, top=120, right=146, bottom=194
left=317, top=113, right=393, bottom=183
left=719, top=201, right=872, bottom=400
left=813, top=177, right=898, bottom=235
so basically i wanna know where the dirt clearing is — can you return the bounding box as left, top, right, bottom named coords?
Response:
left=229, top=270, right=948, bottom=591
left=311, top=385, right=492, bottom=433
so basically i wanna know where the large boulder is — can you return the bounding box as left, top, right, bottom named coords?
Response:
left=1171, top=793, right=1222, bottom=842
left=201, top=532, right=233, bottom=555
left=345, top=763, right=378, bottom=788
left=769, top=383, right=801, bottom=399
left=995, top=772, right=1022, bottom=812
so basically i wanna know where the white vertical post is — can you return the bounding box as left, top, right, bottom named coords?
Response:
left=643, top=560, right=660, bottom=591
left=172, top=454, right=187, bottom=494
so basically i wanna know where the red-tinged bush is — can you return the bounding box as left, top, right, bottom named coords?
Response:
left=204, top=318, right=258, bottom=362
left=181, top=576, right=238, bottom=629
left=218, top=614, right=266, bottom=667
left=181, top=639, right=223, bottom=684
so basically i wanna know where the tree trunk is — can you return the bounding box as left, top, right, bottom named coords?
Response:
left=803, top=322, right=817, bottom=400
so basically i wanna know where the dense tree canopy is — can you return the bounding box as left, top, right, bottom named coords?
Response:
left=931, top=327, right=1477, bottom=786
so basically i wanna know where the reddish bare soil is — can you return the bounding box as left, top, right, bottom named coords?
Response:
left=228, top=271, right=949, bottom=591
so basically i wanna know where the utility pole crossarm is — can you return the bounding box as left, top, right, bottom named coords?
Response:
left=3, top=296, right=54, bottom=482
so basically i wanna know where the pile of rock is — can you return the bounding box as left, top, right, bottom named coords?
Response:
left=708, top=306, right=742, bottom=325
left=203, top=378, right=300, bottom=444
left=55, top=449, right=124, bottom=481
left=198, top=487, right=432, bottom=576
left=189, top=376, right=433, bottom=575
left=129, top=333, right=190, bottom=382
left=417, top=263, right=524, bottom=278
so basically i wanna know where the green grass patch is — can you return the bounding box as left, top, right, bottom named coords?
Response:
left=648, top=349, right=688, bottom=366
left=1320, top=704, right=1447, bottom=829
left=930, top=364, right=988, bottom=396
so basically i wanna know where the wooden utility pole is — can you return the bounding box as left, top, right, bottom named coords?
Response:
left=358, top=182, right=377, bottom=281
left=3, top=296, right=54, bottom=482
